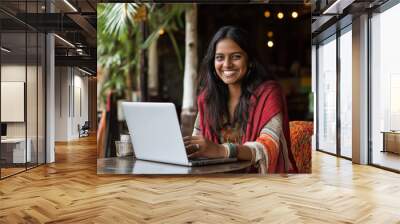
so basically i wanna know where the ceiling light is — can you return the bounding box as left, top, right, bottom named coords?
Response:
left=1, top=47, right=11, bottom=53
left=277, top=12, right=284, bottom=19
left=322, top=0, right=355, bottom=15
left=63, top=0, right=78, bottom=12
left=267, top=31, right=274, bottom=38
left=267, top=41, right=274, bottom=48
left=78, top=67, right=92, bottom=76
left=292, top=11, right=298, bottom=18
left=264, top=10, right=271, bottom=18
left=54, top=34, right=75, bottom=48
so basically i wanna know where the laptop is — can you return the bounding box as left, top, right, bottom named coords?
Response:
left=122, top=102, right=237, bottom=166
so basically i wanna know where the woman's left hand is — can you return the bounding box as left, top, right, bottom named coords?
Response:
left=183, top=136, right=226, bottom=159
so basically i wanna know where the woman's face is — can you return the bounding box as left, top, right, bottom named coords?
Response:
left=214, top=38, right=249, bottom=86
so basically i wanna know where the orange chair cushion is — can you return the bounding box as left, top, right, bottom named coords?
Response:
left=289, top=121, right=313, bottom=173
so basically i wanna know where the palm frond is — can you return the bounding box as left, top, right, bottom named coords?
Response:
left=101, top=3, right=143, bottom=37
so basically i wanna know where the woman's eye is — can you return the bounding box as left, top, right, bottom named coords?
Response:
left=215, top=55, right=224, bottom=61
left=232, top=54, right=241, bottom=60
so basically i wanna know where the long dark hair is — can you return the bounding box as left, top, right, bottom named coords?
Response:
left=198, top=26, right=274, bottom=137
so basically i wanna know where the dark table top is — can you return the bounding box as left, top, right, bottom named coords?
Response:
left=381, top=131, right=400, bottom=134
left=97, top=156, right=252, bottom=175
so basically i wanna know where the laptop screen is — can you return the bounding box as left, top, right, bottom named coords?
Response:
left=1, top=123, right=7, bottom=137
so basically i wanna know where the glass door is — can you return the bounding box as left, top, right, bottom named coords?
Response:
left=0, top=0, right=46, bottom=179
left=1, top=30, right=28, bottom=177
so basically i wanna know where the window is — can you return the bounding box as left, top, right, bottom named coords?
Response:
left=371, top=2, right=400, bottom=171
left=317, top=35, right=337, bottom=154
left=339, top=27, right=352, bottom=158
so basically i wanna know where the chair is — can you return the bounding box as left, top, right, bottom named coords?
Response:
left=289, top=121, right=313, bottom=173
left=79, top=121, right=90, bottom=138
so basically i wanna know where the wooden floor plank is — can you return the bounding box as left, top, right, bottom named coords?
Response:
left=0, top=135, right=400, bottom=223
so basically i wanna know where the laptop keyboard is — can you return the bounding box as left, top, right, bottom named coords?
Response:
left=189, top=157, right=237, bottom=166
left=189, top=157, right=209, bottom=161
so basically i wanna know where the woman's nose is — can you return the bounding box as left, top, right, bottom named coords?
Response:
left=223, top=58, right=232, bottom=67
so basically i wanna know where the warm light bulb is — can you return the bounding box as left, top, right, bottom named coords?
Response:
left=264, top=10, right=271, bottom=18
left=158, top=28, right=165, bottom=35
left=277, top=12, right=284, bottom=19
left=267, top=41, right=274, bottom=48
left=267, top=31, right=274, bottom=38
left=292, top=11, right=298, bottom=19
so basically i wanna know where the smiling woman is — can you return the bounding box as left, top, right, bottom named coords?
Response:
left=183, top=26, right=298, bottom=174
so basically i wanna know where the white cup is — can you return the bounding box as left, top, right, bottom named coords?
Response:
left=115, top=141, right=134, bottom=157
left=120, top=134, right=131, bottom=142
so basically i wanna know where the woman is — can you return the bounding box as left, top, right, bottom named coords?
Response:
left=183, top=26, right=298, bottom=173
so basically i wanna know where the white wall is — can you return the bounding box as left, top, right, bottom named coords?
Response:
left=1, top=65, right=26, bottom=140
left=54, top=67, right=89, bottom=141
left=1, top=65, right=38, bottom=137
left=73, top=72, right=89, bottom=134
left=55, top=66, right=69, bottom=141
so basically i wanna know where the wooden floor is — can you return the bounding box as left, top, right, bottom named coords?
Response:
left=1, top=163, right=45, bottom=178
left=372, top=150, right=400, bottom=171
left=1, top=167, right=26, bottom=178
left=1, top=136, right=400, bottom=223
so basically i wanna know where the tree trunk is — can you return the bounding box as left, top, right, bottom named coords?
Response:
left=181, top=4, right=198, bottom=137
left=139, top=20, right=148, bottom=102
left=148, top=39, right=159, bottom=97
left=125, top=24, right=134, bottom=101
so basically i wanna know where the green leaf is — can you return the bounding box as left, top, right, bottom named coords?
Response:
left=166, top=28, right=183, bottom=72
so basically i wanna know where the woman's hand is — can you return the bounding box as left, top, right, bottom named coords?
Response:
left=183, top=136, right=226, bottom=159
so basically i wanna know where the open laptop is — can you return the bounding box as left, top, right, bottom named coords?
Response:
left=122, top=102, right=237, bottom=166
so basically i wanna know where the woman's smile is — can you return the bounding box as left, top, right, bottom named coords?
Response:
left=222, top=70, right=238, bottom=77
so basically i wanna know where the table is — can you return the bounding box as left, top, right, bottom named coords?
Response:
left=97, top=157, right=252, bottom=175
left=381, top=131, right=400, bottom=154
left=1, top=138, right=32, bottom=163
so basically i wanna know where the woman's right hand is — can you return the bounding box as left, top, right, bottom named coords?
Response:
left=183, top=135, right=227, bottom=159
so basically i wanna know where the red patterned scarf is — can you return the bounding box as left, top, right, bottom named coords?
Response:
left=197, top=80, right=298, bottom=173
